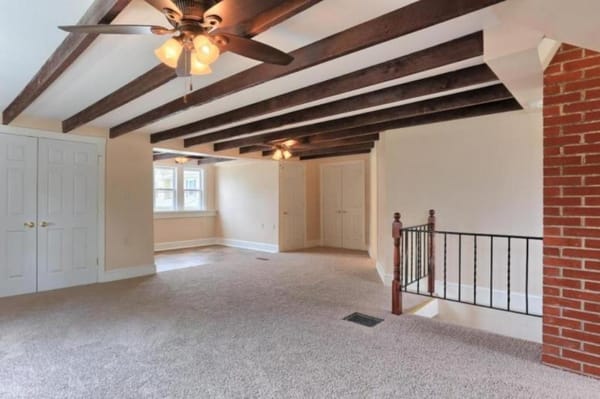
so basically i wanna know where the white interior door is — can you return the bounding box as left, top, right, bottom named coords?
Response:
left=322, top=165, right=343, bottom=248
left=0, top=134, right=38, bottom=297
left=37, top=139, right=99, bottom=291
left=280, top=163, right=306, bottom=251
left=341, top=162, right=365, bottom=250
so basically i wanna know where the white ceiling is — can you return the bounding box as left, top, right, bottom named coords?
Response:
left=3, top=0, right=593, bottom=143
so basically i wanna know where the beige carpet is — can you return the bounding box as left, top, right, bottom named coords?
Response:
left=0, top=246, right=597, bottom=398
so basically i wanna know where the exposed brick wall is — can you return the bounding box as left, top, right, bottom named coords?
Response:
left=543, top=43, right=600, bottom=378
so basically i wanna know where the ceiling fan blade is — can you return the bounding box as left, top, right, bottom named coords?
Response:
left=176, top=48, right=192, bottom=77
left=144, top=0, right=183, bottom=25
left=204, top=0, right=284, bottom=32
left=215, top=33, right=293, bottom=65
left=59, top=24, right=172, bottom=35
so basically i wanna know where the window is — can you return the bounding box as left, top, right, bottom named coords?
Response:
left=153, top=165, right=206, bottom=213
left=154, top=167, right=176, bottom=211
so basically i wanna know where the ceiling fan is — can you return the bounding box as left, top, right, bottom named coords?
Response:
left=271, top=139, right=299, bottom=160
left=59, top=0, right=294, bottom=77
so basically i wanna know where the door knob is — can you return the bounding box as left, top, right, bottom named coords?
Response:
left=24, top=222, right=35, bottom=228
left=39, top=221, right=49, bottom=228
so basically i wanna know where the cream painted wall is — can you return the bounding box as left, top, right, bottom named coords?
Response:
left=303, top=154, right=371, bottom=246
left=215, top=160, right=279, bottom=245
left=376, top=110, right=543, bottom=296
left=11, top=116, right=156, bottom=271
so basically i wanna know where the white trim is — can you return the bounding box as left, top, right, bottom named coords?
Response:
left=218, top=238, right=279, bottom=253
left=0, top=125, right=106, bottom=287
left=154, top=210, right=217, bottom=219
left=376, top=262, right=393, bottom=286
left=155, top=238, right=218, bottom=252
left=99, top=264, right=156, bottom=283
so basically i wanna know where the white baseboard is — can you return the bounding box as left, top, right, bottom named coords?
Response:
left=218, top=238, right=279, bottom=253
left=304, top=239, right=321, bottom=248
left=99, top=264, right=156, bottom=283
left=376, top=262, right=393, bottom=286
left=155, top=238, right=218, bottom=252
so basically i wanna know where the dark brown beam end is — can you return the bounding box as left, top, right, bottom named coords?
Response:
left=115, top=0, right=504, bottom=137
left=2, top=0, right=132, bottom=125
left=150, top=31, right=484, bottom=143
left=258, top=133, right=380, bottom=156
left=295, top=142, right=375, bottom=158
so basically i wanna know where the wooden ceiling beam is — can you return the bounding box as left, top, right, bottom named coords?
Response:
left=259, top=133, right=380, bottom=156
left=150, top=32, right=484, bottom=143
left=208, top=84, right=512, bottom=151
left=300, top=149, right=372, bottom=161
left=111, top=0, right=504, bottom=137
left=197, top=158, right=233, bottom=165
left=291, top=143, right=375, bottom=158
left=184, top=64, right=497, bottom=146
left=2, top=0, right=132, bottom=125
left=61, top=0, right=323, bottom=133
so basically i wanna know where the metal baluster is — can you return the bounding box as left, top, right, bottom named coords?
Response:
left=404, top=229, right=409, bottom=287
left=473, top=236, right=477, bottom=305
left=417, top=229, right=421, bottom=294
left=444, top=233, right=447, bottom=299
left=490, top=237, right=494, bottom=308
left=507, top=237, right=511, bottom=311
left=458, top=234, right=462, bottom=302
left=525, top=239, right=529, bottom=315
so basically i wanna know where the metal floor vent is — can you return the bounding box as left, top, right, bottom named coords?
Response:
left=343, top=312, right=384, bottom=327
left=256, top=257, right=270, bottom=261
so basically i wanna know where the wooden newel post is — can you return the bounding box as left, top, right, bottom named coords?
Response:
left=392, top=212, right=403, bottom=315
left=427, top=209, right=436, bottom=295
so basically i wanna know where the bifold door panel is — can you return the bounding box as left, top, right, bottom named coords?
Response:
left=0, top=134, right=99, bottom=297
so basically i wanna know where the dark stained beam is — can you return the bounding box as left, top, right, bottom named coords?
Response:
left=112, top=0, right=505, bottom=137
left=207, top=84, right=512, bottom=150
left=2, top=0, right=132, bottom=125
left=62, top=0, right=323, bottom=133
left=239, top=144, right=273, bottom=154
left=292, top=142, right=375, bottom=158
left=153, top=153, right=205, bottom=161
left=306, top=127, right=384, bottom=144
left=184, top=64, right=497, bottom=146
left=150, top=32, right=484, bottom=143
left=300, top=149, right=372, bottom=161
left=259, top=133, right=380, bottom=156
left=197, top=157, right=233, bottom=165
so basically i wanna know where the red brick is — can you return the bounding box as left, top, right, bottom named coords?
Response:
left=552, top=48, right=584, bottom=63
left=544, top=217, right=581, bottom=226
left=544, top=114, right=582, bottom=127
left=545, top=71, right=584, bottom=85
left=586, top=260, right=600, bottom=270
left=546, top=197, right=582, bottom=206
left=563, top=143, right=600, bottom=154
left=584, top=343, right=600, bottom=356
left=544, top=256, right=582, bottom=269
left=584, top=132, right=600, bottom=143
left=563, top=207, right=600, bottom=217
left=586, top=239, right=600, bottom=249
left=545, top=146, right=561, bottom=157
left=544, top=333, right=582, bottom=350
left=584, top=110, right=600, bottom=121
left=544, top=207, right=560, bottom=216
left=563, top=248, right=600, bottom=260
left=562, top=328, right=600, bottom=344
left=562, top=166, right=600, bottom=175
left=544, top=92, right=581, bottom=106
left=563, top=349, right=600, bottom=366
left=563, top=125, right=600, bottom=136
left=584, top=302, right=600, bottom=313
left=586, top=154, right=600, bottom=164
left=543, top=277, right=582, bottom=289
left=542, top=354, right=581, bottom=372
left=544, top=324, right=560, bottom=335
left=544, top=167, right=561, bottom=177
left=583, top=363, right=600, bottom=376
left=563, top=309, right=600, bottom=324
left=584, top=198, right=600, bottom=207
left=564, top=57, right=600, bottom=72
left=564, top=187, right=600, bottom=196
left=544, top=237, right=581, bottom=247
left=584, top=322, right=600, bottom=335
left=544, top=156, right=582, bottom=167
left=544, top=304, right=561, bottom=315
left=544, top=226, right=561, bottom=236
left=564, top=100, right=600, bottom=113
left=563, top=228, right=600, bottom=238
left=585, top=177, right=600, bottom=186
left=565, top=78, right=600, bottom=93
left=544, top=296, right=582, bottom=309
left=585, top=281, right=600, bottom=291
left=544, top=287, right=560, bottom=296
left=543, top=344, right=561, bottom=356
left=586, top=88, right=600, bottom=100
left=585, top=66, right=600, bottom=79
left=564, top=289, right=600, bottom=303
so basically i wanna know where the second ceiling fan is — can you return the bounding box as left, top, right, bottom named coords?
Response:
left=60, top=0, right=294, bottom=77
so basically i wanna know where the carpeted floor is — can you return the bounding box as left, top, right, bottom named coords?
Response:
left=0, top=247, right=597, bottom=398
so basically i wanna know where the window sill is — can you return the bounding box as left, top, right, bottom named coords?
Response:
left=154, top=210, right=217, bottom=219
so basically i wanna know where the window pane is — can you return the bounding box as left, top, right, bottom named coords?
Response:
left=155, top=189, right=175, bottom=211
left=154, top=167, right=175, bottom=189
left=184, top=190, right=202, bottom=210
left=184, top=170, right=201, bottom=190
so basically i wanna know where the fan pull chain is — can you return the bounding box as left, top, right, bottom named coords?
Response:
left=183, top=77, right=194, bottom=104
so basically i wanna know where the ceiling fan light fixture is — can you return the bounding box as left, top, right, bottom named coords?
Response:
left=174, top=156, right=189, bottom=164
left=154, top=38, right=183, bottom=68
left=190, top=54, right=212, bottom=75
left=272, top=149, right=284, bottom=161
left=283, top=150, right=292, bottom=160
left=193, top=35, right=220, bottom=65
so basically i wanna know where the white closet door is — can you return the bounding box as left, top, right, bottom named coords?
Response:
left=322, top=165, right=343, bottom=248
left=0, top=134, right=38, bottom=297
left=341, top=162, right=365, bottom=250
left=279, top=163, right=306, bottom=251
left=37, top=139, right=99, bottom=291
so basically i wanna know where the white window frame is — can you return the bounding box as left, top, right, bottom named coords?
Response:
left=154, top=164, right=216, bottom=218
left=153, top=166, right=177, bottom=212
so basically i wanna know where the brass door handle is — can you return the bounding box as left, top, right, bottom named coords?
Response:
left=39, top=221, right=49, bottom=228
left=24, top=222, right=35, bottom=228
